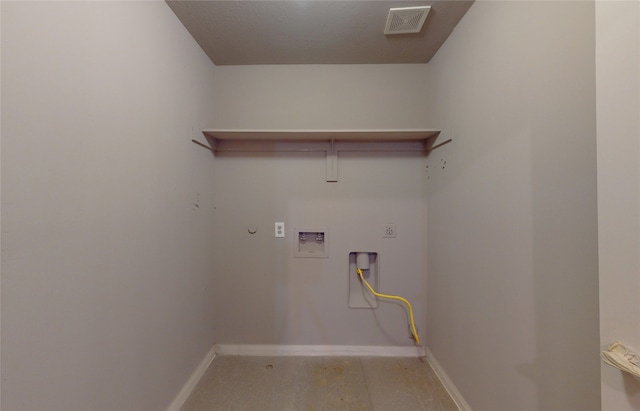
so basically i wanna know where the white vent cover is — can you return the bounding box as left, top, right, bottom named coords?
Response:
left=384, top=6, right=431, bottom=35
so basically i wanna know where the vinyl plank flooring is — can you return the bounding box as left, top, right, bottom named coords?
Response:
left=180, top=355, right=458, bottom=411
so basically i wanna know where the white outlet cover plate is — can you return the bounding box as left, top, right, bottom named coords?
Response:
left=383, top=224, right=396, bottom=238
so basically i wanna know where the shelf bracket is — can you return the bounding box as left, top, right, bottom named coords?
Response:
left=425, top=138, right=452, bottom=153
left=326, top=139, right=338, bottom=182
left=192, top=139, right=214, bottom=153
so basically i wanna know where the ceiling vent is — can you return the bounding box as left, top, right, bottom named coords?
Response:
left=384, top=6, right=431, bottom=35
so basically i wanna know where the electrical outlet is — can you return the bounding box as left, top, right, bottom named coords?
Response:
left=275, top=222, right=285, bottom=238
left=383, top=224, right=396, bottom=238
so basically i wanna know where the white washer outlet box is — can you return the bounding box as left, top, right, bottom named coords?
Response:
left=294, top=227, right=328, bottom=258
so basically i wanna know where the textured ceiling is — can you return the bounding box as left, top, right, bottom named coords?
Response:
left=166, top=1, right=474, bottom=65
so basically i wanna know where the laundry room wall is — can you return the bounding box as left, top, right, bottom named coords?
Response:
left=1, top=2, right=218, bottom=410
left=424, top=1, right=600, bottom=410
left=208, top=65, right=432, bottom=346
left=596, top=1, right=640, bottom=409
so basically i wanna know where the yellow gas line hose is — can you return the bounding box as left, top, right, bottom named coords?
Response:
left=356, top=268, right=420, bottom=345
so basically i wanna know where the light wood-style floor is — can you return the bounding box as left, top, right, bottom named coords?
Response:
left=180, top=355, right=458, bottom=411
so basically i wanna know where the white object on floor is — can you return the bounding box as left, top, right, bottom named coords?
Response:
left=601, top=341, right=640, bottom=377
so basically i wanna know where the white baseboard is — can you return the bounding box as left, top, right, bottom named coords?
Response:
left=214, top=344, right=426, bottom=357
left=425, top=347, right=473, bottom=411
left=166, top=346, right=217, bottom=411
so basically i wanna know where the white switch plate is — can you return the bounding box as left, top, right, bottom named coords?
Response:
left=275, top=222, right=285, bottom=237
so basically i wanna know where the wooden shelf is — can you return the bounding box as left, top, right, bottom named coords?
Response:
left=202, top=129, right=441, bottom=142
left=195, top=129, right=448, bottom=182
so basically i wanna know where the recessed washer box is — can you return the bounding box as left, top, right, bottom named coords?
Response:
left=294, top=228, right=328, bottom=258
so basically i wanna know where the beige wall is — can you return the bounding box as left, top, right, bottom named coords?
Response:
left=1, top=2, right=218, bottom=410
left=425, top=2, right=600, bottom=410
left=6, top=1, right=636, bottom=410
left=210, top=65, right=430, bottom=130
left=209, top=65, right=431, bottom=346
left=596, top=1, right=640, bottom=409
